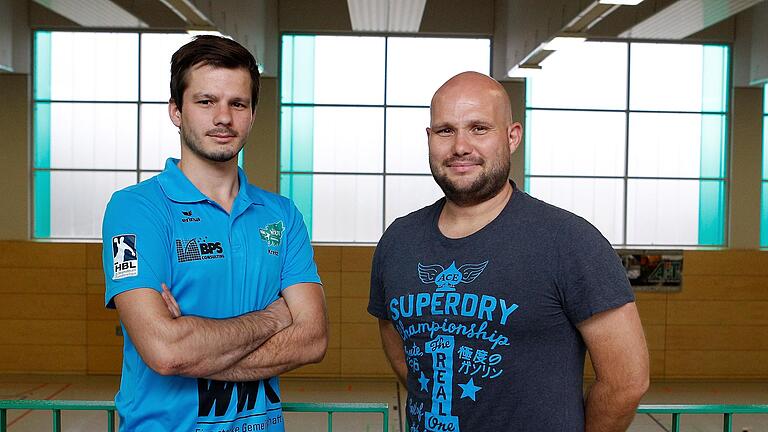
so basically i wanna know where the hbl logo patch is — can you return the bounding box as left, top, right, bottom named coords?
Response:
left=112, top=234, right=138, bottom=280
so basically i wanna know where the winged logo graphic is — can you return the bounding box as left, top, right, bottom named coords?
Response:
left=417, top=260, right=489, bottom=292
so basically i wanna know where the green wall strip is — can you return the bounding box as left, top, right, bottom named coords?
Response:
left=762, top=182, right=768, bottom=247
left=762, top=87, right=767, bottom=247
left=699, top=114, right=726, bottom=178
left=698, top=180, right=725, bottom=246
left=34, top=31, right=52, bottom=101
left=697, top=46, right=729, bottom=245
left=280, top=174, right=313, bottom=236
left=523, top=110, right=532, bottom=193
left=280, top=35, right=316, bottom=238
left=33, top=31, right=53, bottom=238
left=33, top=171, right=51, bottom=238
left=701, top=45, right=728, bottom=113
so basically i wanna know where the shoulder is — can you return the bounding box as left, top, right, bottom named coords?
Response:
left=106, top=177, right=166, bottom=212
left=384, top=199, right=440, bottom=239
left=245, top=184, right=293, bottom=210
left=513, top=190, right=600, bottom=237
left=376, top=199, right=440, bottom=258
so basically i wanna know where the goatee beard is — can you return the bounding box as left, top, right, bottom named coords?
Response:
left=431, top=158, right=510, bottom=207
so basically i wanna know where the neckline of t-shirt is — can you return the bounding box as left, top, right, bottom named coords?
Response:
left=430, top=180, right=521, bottom=244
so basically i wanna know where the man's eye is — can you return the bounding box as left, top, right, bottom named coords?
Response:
left=437, top=128, right=452, bottom=135
left=198, top=100, right=211, bottom=105
left=473, top=126, right=488, bottom=133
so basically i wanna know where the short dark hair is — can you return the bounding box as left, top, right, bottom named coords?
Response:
left=170, top=35, right=261, bottom=112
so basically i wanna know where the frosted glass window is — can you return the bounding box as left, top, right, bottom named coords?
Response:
left=386, top=108, right=431, bottom=174
left=386, top=38, right=490, bottom=106
left=281, top=107, right=384, bottom=173
left=312, top=108, right=384, bottom=173
left=33, top=31, right=192, bottom=239
left=282, top=35, right=385, bottom=105
left=35, top=103, right=138, bottom=170
left=40, top=32, right=138, bottom=101
left=527, top=42, right=627, bottom=110
left=525, top=41, right=729, bottom=247
left=527, top=178, right=624, bottom=244
left=141, top=33, right=193, bottom=102
left=140, top=104, right=182, bottom=170
left=526, top=110, right=626, bottom=176
left=385, top=176, right=444, bottom=226
left=140, top=171, right=162, bottom=182
left=630, top=44, right=728, bottom=112
left=310, top=175, right=383, bottom=242
left=628, top=113, right=726, bottom=178
left=280, top=34, right=491, bottom=242
left=43, top=171, right=136, bottom=238
left=626, top=179, right=701, bottom=245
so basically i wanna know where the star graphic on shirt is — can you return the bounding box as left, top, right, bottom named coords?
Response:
left=458, top=378, right=482, bottom=401
left=418, top=372, right=430, bottom=392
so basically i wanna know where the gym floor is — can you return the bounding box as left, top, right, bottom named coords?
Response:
left=1, top=375, right=766, bottom=431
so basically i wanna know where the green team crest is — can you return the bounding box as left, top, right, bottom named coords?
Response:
left=259, top=220, right=285, bottom=247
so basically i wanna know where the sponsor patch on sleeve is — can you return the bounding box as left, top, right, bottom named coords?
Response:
left=112, top=234, right=138, bottom=280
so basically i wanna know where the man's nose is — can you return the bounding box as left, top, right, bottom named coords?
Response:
left=452, top=130, right=473, bottom=156
left=213, top=104, right=233, bottom=125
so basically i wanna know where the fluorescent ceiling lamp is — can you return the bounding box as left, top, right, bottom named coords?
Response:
left=32, top=0, right=147, bottom=27
left=347, top=0, right=427, bottom=32
left=507, top=65, right=541, bottom=78
left=598, top=0, right=645, bottom=5
left=542, top=36, right=586, bottom=51
left=186, top=29, right=227, bottom=37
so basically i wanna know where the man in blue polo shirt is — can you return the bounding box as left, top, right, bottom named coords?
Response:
left=101, top=35, right=327, bottom=432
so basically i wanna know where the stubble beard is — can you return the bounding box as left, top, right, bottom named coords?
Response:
left=430, top=152, right=511, bottom=207
left=181, top=126, right=245, bottom=163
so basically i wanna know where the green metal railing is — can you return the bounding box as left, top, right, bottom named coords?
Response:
left=3, top=400, right=767, bottom=432
left=0, top=400, right=388, bottom=432
left=637, top=404, right=768, bottom=432
left=0, top=400, right=116, bottom=432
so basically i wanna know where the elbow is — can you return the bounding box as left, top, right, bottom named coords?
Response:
left=618, top=371, right=649, bottom=409
left=306, top=328, right=329, bottom=364
left=145, top=349, right=190, bottom=376
left=629, top=373, right=650, bottom=403
left=143, top=344, right=196, bottom=377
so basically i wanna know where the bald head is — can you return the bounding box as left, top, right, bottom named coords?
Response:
left=430, top=72, right=513, bottom=126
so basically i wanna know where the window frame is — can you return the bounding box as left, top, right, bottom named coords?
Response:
left=278, top=32, right=494, bottom=244
left=524, top=38, right=733, bottom=249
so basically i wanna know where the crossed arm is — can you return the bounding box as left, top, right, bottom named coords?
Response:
left=114, top=282, right=327, bottom=380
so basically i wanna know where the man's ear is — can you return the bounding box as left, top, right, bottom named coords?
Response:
left=168, top=99, right=182, bottom=128
left=508, top=122, right=522, bottom=155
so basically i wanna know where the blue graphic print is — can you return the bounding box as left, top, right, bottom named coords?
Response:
left=418, top=261, right=489, bottom=291
left=390, top=259, right=521, bottom=431
left=425, top=335, right=459, bottom=432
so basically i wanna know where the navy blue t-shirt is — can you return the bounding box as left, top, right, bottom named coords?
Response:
left=368, top=184, right=634, bottom=432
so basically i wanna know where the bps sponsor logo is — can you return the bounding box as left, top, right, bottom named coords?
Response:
left=175, top=237, right=225, bottom=263
left=112, top=234, right=138, bottom=280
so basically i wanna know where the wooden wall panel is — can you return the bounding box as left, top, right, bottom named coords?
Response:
left=2, top=242, right=768, bottom=380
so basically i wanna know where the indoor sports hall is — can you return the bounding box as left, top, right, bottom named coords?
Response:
left=1, top=0, right=768, bottom=431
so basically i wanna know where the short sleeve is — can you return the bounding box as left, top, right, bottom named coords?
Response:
left=367, top=234, right=388, bottom=319
left=555, top=216, right=634, bottom=325
left=102, top=190, right=172, bottom=308
left=279, top=200, right=321, bottom=290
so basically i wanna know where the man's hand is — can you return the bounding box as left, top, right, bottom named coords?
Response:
left=203, top=282, right=328, bottom=382
left=579, top=302, right=649, bottom=432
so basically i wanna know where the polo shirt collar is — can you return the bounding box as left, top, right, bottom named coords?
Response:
left=157, top=158, right=263, bottom=206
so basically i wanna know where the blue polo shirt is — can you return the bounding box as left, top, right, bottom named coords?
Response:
left=102, top=158, right=320, bottom=432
